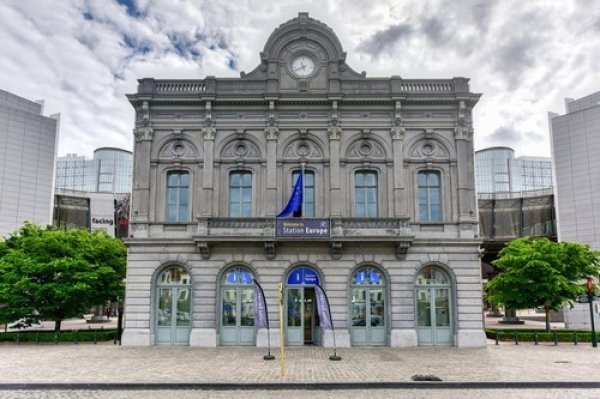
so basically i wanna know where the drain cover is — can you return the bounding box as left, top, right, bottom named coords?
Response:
left=412, top=374, right=443, bottom=381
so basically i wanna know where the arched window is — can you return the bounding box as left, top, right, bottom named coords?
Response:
left=350, top=266, right=386, bottom=345
left=292, top=170, right=315, bottom=217
left=418, top=171, right=441, bottom=222
left=220, top=266, right=256, bottom=345
left=167, top=171, right=189, bottom=222
left=155, top=266, right=191, bottom=345
left=229, top=171, right=252, bottom=217
left=355, top=171, right=378, bottom=217
left=415, top=266, right=452, bottom=346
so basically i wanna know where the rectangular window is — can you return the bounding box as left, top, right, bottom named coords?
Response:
left=229, top=171, right=252, bottom=217
left=418, top=171, right=441, bottom=222
left=292, top=170, right=315, bottom=217
left=355, top=171, right=378, bottom=217
left=166, top=171, right=189, bottom=222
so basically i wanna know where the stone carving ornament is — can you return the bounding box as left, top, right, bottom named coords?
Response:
left=221, top=139, right=262, bottom=159
left=283, top=139, right=324, bottom=159
left=346, top=138, right=386, bottom=159
left=158, top=139, right=198, bottom=159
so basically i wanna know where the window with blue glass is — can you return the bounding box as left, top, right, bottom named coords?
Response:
left=167, top=171, right=189, bottom=222
left=287, top=267, right=320, bottom=285
left=355, top=171, right=377, bottom=217
left=418, top=171, right=441, bottom=222
left=292, top=170, right=315, bottom=217
left=229, top=171, right=252, bottom=217
left=350, top=267, right=385, bottom=334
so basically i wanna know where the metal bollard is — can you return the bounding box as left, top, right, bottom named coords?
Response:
left=93, top=331, right=97, bottom=344
left=534, top=332, right=538, bottom=345
left=16, top=332, right=20, bottom=345
left=54, top=332, right=59, bottom=345
left=574, top=332, right=578, bottom=345
left=35, top=331, right=39, bottom=344
left=514, top=332, right=519, bottom=345
left=495, top=331, right=499, bottom=345
left=553, top=332, right=558, bottom=346
left=74, top=330, right=78, bottom=345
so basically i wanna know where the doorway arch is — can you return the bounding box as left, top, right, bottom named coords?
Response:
left=415, top=265, right=453, bottom=345
left=155, top=265, right=192, bottom=345
left=220, top=266, right=256, bottom=345
left=285, top=266, right=322, bottom=346
left=350, top=266, right=386, bottom=345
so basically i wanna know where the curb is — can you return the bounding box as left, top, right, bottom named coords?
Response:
left=1, top=382, right=600, bottom=390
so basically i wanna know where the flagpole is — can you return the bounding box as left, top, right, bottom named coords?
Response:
left=301, top=162, right=305, bottom=217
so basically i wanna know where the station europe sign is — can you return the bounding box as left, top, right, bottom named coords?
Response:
left=275, top=218, right=331, bottom=238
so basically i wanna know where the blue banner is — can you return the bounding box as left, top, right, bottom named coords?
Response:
left=253, top=280, right=268, bottom=329
left=314, top=284, right=333, bottom=330
left=277, top=170, right=303, bottom=217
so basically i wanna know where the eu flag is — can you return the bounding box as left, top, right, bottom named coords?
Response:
left=277, top=169, right=303, bottom=217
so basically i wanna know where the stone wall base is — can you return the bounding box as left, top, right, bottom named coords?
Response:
left=455, top=329, right=487, bottom=348
left=190, top=328, right=217, bottom=347
left=121, top=329, right=151, bottom=346
left=390, top=329, right=418, bottom=347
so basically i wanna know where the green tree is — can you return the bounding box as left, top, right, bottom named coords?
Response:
left=0, top=223, right=126, bottom=332
left=485, top=237, right=600, bottom=331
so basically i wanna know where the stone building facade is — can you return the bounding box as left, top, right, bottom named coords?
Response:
left=122, top=13, right=486, bottom=348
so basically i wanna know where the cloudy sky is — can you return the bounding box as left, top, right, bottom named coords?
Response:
left=1, top=0, right=599, bottom=158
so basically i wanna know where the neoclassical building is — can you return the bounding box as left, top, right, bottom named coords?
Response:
left=122, top=13, right=486, bottom=348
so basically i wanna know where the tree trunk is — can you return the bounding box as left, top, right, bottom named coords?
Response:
left=54, top=319, right=62, bottom=333
left=544, top=306, right=550, bottom=332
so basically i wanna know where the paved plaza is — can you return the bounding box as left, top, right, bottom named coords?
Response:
left=0, top=339, right=599, bottom=398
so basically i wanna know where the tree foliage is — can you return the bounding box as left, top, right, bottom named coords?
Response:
left=0, top=223, right=126, bottom=331
left=485, top=237, right=600, bottom=330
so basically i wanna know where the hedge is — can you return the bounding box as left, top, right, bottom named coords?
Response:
left=485, top=328, right=596, bottom=342
left=0, top=329, right=118, bottom=343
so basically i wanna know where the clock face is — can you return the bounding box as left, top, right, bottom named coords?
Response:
left=291, top=55, right=315, bottom=77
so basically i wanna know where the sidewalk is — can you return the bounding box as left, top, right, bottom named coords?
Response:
left=0, top=342, right=598, bottom=386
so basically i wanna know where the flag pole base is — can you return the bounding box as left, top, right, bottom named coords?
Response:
left=329, top=355, right=342, bottom=361
left=264, top=354, right=275, bottom=360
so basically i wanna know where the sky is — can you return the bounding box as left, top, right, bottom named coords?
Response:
left=1, top=0, right=599, bottom=158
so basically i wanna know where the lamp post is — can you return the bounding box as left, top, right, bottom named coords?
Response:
left=587, top=276, right=597, bottom=348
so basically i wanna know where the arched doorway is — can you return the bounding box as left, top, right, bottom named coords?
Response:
left=350, top=266, right=386, bottom=345
left=415, top=265, right=453, bottom=345
left=220, top=266, right=256, bottom=345
left=285, top=266, right=321, bottom=346
left=155, top=266, right=192, bottom=345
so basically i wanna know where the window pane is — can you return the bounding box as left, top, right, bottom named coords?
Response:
left=370, top=289, right=384, bottom=326
left=179, top=188, right=189, bottom=205
left=230, top=187, right=240, bottom=204
left=419, top=206, right=428, bottom=221
left=241, top=288, right=255, bottom=326
left=168, top=189, right=178, bottom=205
left=180, top=173, right=189, bottom=187
left=242, top=203, right=252, bottom=217
left=241, top=172, right=252, bottom=186
left=168, top=173, right=179, bottom=186
left=179, top=205, right=188, bottom=221
left=355, top=172, right=364, bottom=186
left=365, top=172, right=376, bottom=186
left=418, top=172, right=427, bottom=187
left=157, top=288, right=172, bottom=326
left=240, top=270, right=253, bottom=284
left=356, top=202, right=365, bottom=217
left=230, top=173, right=240, bottom=187
left=351, top=289, right=366, bottom=327
left=167, top=206, right=178, bottom=222
left=229, top=203, right=239, bottom=217
left=222, top=289, right=237, bottom=326
left=176, top=288, right=191, bottom=327
left=428, top=172, right=439, bottom=186
left=242, top=187, right=252, bottom=202
left=367, top=202, right=377, bottom=217
left=430, top=205, right=440, bottom=221
left=304, top=204, right=314, bottom=217
left=305, top=172, right=314, bottom=185
left=287, top=289, right=302, bottom=326
left=366, top=187, right=377, bottom=203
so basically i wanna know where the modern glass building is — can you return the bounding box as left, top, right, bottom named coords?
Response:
left=0, top=89, right=60, bottom=237
left=55, top=147, right=132, bottom=194
left=475, top=147, right=552, bottom=195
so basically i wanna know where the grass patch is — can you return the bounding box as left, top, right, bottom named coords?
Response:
left=485, top=328, right=595, bottom=342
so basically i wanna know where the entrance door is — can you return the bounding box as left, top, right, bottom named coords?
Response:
left=220, top=267, right=256, bottom=345
left=350, top=267, right=386, bottom=346
left=415, top=266, right=452, bottom=346
left=155, top=266, right=192, bottom=345
left=285, top=267, right=322, bottom=346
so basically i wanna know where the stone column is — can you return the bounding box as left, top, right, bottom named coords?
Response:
left=201, top=125, right=216, bottom=217
left=328, top=101, right=342, bottom=218
left=391, top=102, right=407, bottom=218
left=454, top=101, right=477, bottom=225
left=264, top=101, right=279, bottom=217
left=131, top=104, right=153, bottom=238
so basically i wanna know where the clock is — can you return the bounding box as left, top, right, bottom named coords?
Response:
left=291, top=55, right=316, bottom=77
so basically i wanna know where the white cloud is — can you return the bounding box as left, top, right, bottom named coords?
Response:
left=0, top=0, right=598, bottom=158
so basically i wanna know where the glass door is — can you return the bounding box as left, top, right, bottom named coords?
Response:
left=286, top=288, right=303, bottom=345
left=350, top=267, right=386, bottom=346
left=220, top=267, right=256, bottom=346
left=155, top=266, right=192, bottom=345
left=416, top=287, right=452, bottom=345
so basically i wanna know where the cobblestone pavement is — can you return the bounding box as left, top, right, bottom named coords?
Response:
left=1, top=340, right=599, bottom=384
left=1, top=389, right=600, bottom=399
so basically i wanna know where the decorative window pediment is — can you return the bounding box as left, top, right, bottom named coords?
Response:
left=346, top=138, right=386, bottom=159
left=283, top=138, right=324, bottom=159
left=221, top=139, right=262, bottom=159
left=158, top=139, right=199, bottom=160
